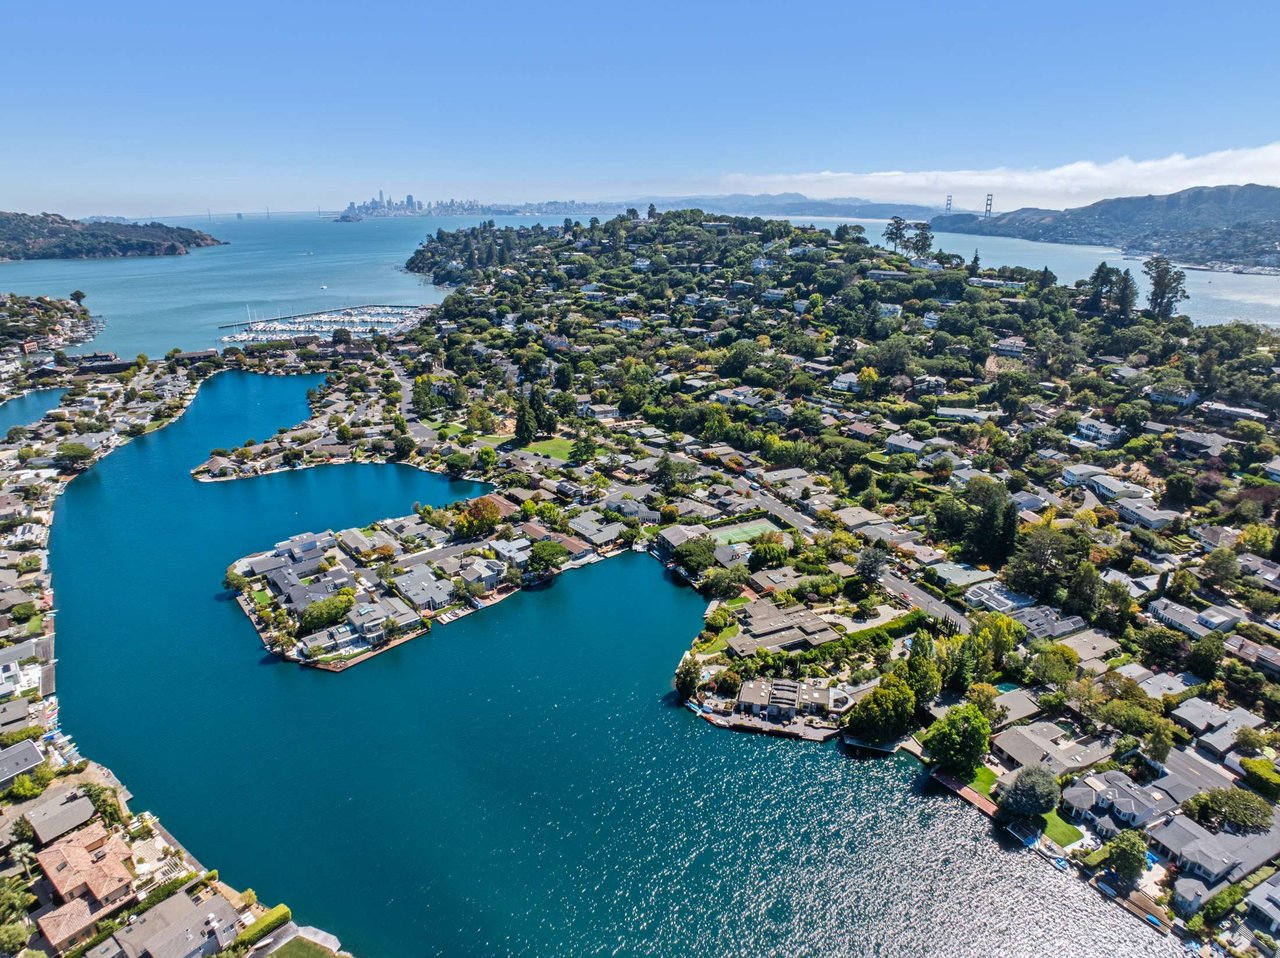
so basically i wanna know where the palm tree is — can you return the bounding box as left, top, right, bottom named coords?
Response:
left=7, top=844, right=33, bottom=883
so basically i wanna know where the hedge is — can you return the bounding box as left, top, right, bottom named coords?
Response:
left=240, top=904, right=292, bottom=947
left=1242, top=757, right=1280, bottom=800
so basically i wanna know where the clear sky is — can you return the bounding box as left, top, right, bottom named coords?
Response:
left=4, top=0, right=1280, bottom=216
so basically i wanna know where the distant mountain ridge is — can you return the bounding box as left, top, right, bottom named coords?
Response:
left=0, top=211, right=222, bottom=261
left=930, top=184, right=1280, bottom=266
left=435, top=193, right=942, bottom=221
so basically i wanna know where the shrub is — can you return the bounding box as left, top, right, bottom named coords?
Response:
left=1242, top=757, right=1280, bottom=800
left=240, top=904, right=292, bottom=947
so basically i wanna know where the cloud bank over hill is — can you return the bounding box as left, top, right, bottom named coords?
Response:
left=720, top=142, right=1280, bottom=213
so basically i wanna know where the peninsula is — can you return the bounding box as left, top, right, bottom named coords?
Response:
left=0, top=212, right=222, bottom=261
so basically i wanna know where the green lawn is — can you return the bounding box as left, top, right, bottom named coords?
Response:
left=1042, top=810, right=1083, bottom=847
left=252, top=589, right=271, bottom=607
left=523, top=437, right=575, bottom=459
left=272, top=939, right=336, bottom=958
left=724, top=596, right=749, bottom=610
left=968, top=766, right=997, bottom=796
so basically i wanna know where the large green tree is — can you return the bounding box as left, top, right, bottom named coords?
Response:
left=922, top=703, right=990, bottom=778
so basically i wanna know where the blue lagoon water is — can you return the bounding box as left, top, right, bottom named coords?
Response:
left=47, top=371, right=1180, bottom=957
left=0, top=388, right=66, bottom=433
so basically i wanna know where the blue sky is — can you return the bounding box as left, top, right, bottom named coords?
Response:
left=4, top=0, right=1280, bottom=216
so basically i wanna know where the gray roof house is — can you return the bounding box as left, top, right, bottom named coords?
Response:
left=0, top=739, right=42, bottom=790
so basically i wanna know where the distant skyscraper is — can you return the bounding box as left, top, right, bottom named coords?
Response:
left=406, top=194, right=414, bottom=210
left=379, top=189, right=384, bottom=207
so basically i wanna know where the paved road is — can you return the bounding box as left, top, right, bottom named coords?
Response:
left=882, top=570, right=972, bottom=634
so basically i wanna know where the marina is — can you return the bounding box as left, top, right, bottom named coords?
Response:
left=218, top=304, right=431, bottom=343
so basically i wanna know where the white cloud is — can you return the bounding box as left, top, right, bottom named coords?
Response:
left=720, top=142, right=1280, bottom=212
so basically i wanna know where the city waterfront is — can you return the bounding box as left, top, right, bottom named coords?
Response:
left=45, top=370, right=1182, bottom=957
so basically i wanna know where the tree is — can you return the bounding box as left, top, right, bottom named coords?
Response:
left=1186, top=633, right=1225, bottom=680
left=882, top=216, right=908, bottom=253
left=853, top=545, right=889, bottom=586
left=570, top=433, right=597, bottom=463
left=456, top=497, right=501, bottom=539
left=673, top=535, right=717, bottom=576
left=1144, top=720, right=1174, bottom=763
left=54, top=442, right=94, bottom=469
left=474, top=445, right=498, bottom=473
left=702, top=565, right=749, bottom=599
left=514, top=398, right=536, bottom=446
left=392, top=434, right=416, bottom=460
left=901, top=632, right=942, bottom=705
left=1200, top=547, right=1239, bottom=589
left=907, top=222, right=933, bottom=258
left=1107, top=829, right=1149, bottom=885
left=1182, top=787, right=1272, bottom=833
left=748, top=541, right=789, bottom=572
left=1143, top=256, right=1188, bottom=320
left=1114, top=269, right=1138, bottom=318
left=674, top=655, right=700, bottom=699
left=1032, top=643, right=1079, bottom=688
left=8, top=843, right=33, bottom=883
left=1063, top=561, right=1102, bottom=620
left=844, top=672, right=916, bottom=743
left=647, top=203, right=658, bottom=220
left=653, top=452, right=696, bottom=492
left=444, top=451, right=473, bottom=476
left=331, top=327, right=353, bottom=345
left=0, top=878, right=33, bottom=925
left=964, top=682, right=1008, bottom=726
left=299, top=590, right=355, bottom=633
left=0, top=921, right=28, bottom=955
left=1004, top=525, right=1079, bottom=601
left=1001, top=765, right=1060, bottom=817
left=922, top=704, right=990, bottom=778
left=69, top=289, right=86, bottom=304
left=527, top=540, right=569, bottom=576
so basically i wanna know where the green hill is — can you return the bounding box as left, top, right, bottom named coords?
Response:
left=931, top=184, right=1280, bottom=266
left=0, top=211, right=222, bottom=260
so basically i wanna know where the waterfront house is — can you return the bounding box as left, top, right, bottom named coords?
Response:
left=393, top=568, right=454, bottom=612
left=460, top=557, right=506, bottom=592
left=728, top=600, right=839, bottom=656
left=36, top=822, right=134, bottom=954
left=27, top=789, right=96, bottom=847
left=655, top=524, right=710, bottom=563
left=990, top=722, right=1112, bottom=780
left=1151, top=811, right=1280, bottom=915
left=0, top=739, right=42, bottom=790
left=88, top=890, right=239, bottom=958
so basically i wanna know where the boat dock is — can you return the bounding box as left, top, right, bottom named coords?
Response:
left=219, top=304, right=432, bottom=343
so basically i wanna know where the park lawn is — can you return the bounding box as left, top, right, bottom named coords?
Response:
left=968, top=766, right=997, bottom=796
left=523, top=437, right=575, bottom=460
left=1042, top=810, right=1083, bottom=847
left=479, top=434, right=510, bottom=445
left=272, top=940, right=336, bottom=958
